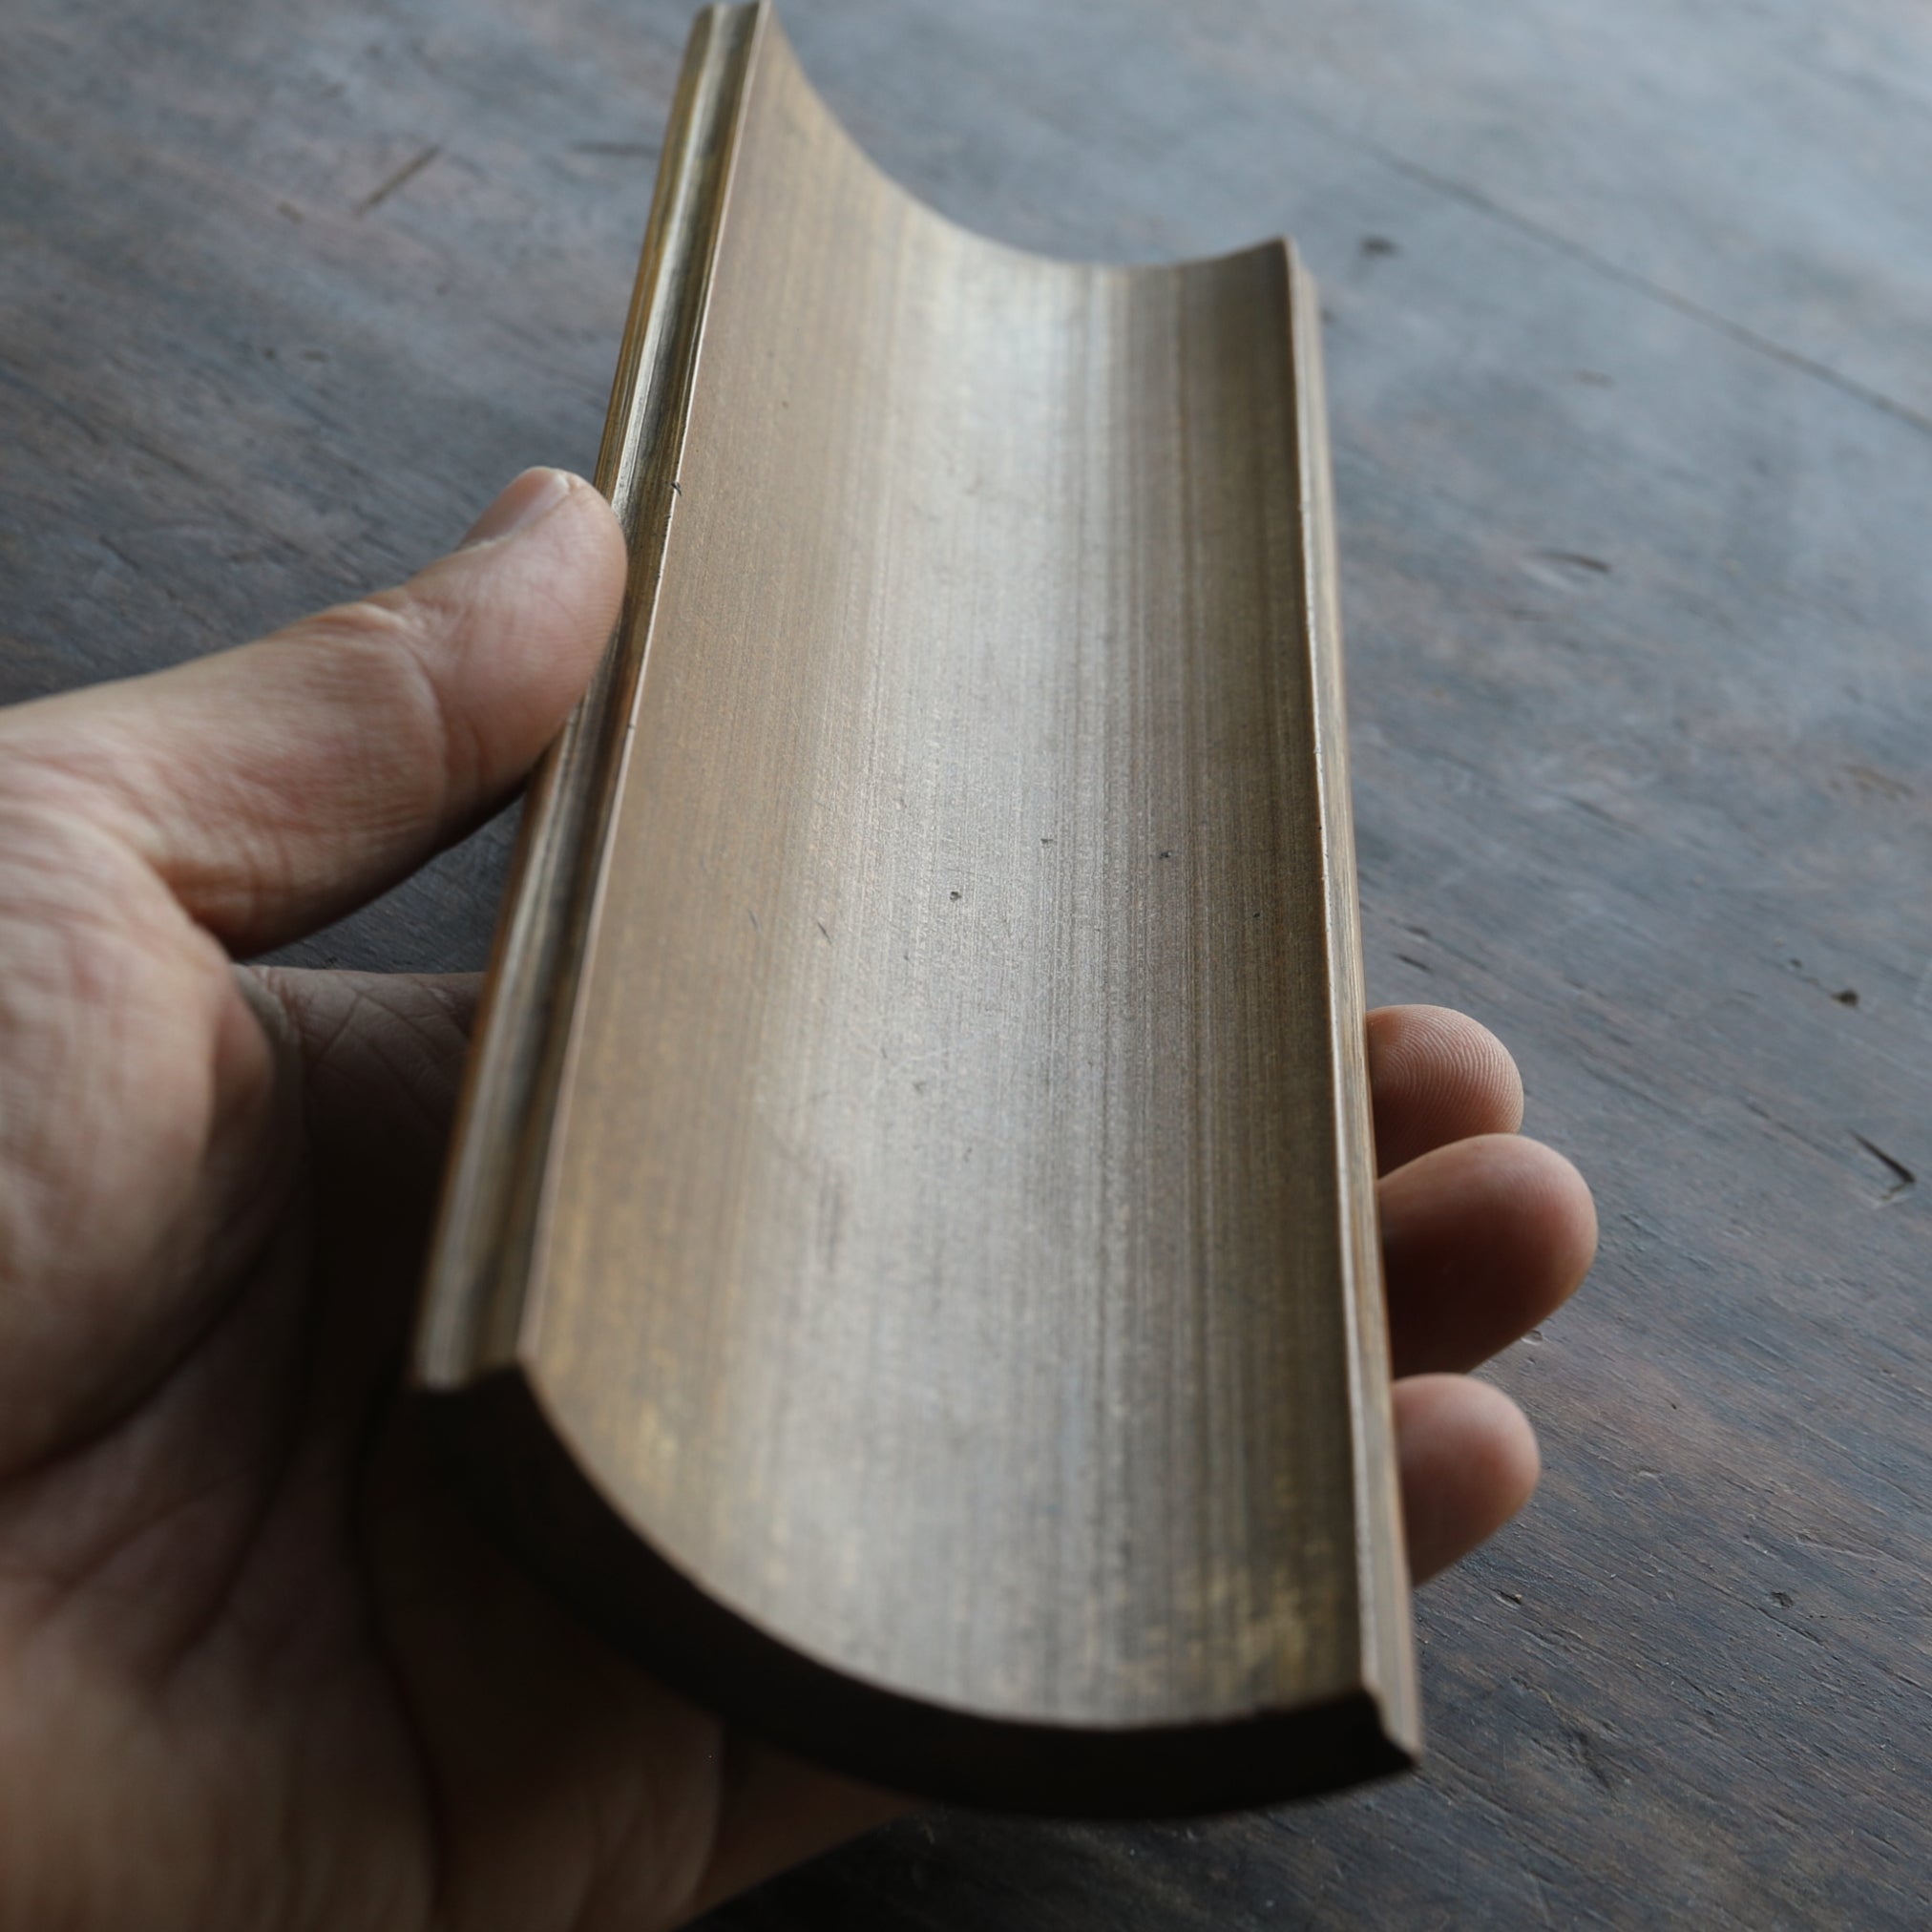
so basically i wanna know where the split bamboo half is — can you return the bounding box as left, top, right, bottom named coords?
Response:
left=415, top=0, right=1418, bottom=1815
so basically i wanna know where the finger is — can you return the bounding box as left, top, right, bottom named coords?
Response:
left=246, top=969, right=484, bottom=1399
left=1380, top=1132, right=1596, bottom=1376
left=0, top=470, right=626, bottom=954
left=1395, top=1374, right=1540, bottom=1583
left=1367, top=1004, right=1523, bottom=1175
left=684, top=1745, right=909, bottom=1922
left=250, top=966, right=481, bottom=1177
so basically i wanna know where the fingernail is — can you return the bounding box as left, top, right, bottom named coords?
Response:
left=462, top=468, right=577, bottom=547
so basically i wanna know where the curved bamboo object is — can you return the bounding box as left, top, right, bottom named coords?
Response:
left=416, top=0, right=1417, bottom=1814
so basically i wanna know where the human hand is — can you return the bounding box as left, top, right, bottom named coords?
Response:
left=0, top=469, right=1594, bottom=1928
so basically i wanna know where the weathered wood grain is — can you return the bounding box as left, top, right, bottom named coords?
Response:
left=3, top=0, right=1926, bottom=1921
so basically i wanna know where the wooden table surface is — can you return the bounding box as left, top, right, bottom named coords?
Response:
left=5, top=0, right=1926, bottom=1923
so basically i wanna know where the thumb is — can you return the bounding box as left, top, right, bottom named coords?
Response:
left=0, top=468, right=627, bottom=955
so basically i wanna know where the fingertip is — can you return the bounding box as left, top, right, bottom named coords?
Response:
left=419, top=468, right=627, bottom=655
left=1394, top=1374, right=1541, bottom=1583
left=420, top=468, right=626, bottom=614
left=1381, top=1131, right=1597, bottom=1376
left=460, top=466, right=578, bottom=547
left=1366, top=1004, right=1524, bottom=1173
left=1540, top=1141, right=1600, bottom=1289
left=386, top=470, right=629, bottom=793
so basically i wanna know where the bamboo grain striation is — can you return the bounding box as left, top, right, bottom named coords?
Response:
left=416, top=1, right=1414, bottom=1814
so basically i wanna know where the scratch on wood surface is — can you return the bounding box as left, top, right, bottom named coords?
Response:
left=1522, top=548, right=1613, bottom=592
left=1328, top=109, right=1932, bottom=441
left=355, top=143, right=441, bottom=216
left=1850, top=1133, right=1915, bottom=1205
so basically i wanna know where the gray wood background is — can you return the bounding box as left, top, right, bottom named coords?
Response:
left=4, top=0, right=1926, bottom=1922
